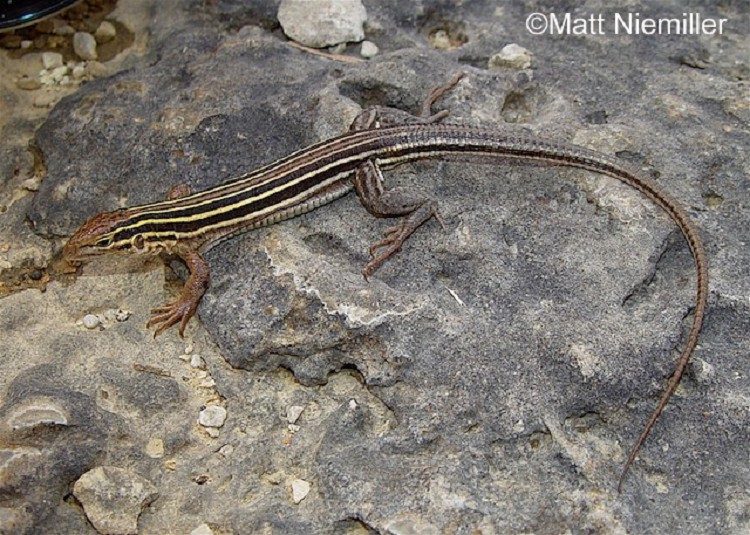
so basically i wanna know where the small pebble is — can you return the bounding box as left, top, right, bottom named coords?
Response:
left=115, top=309, right=131, bottom=322
left=328, top=43, right=346, bottom=55
left=71, top=65, right=86, bottom=79
left=198, top=405, right=227, bottom=428
left=50, top=65, right=69, bottom=82
left=95, top=21, right=117, bottom=43
left=33, top=92, right=57, bottom=108
left=190, top=355, right=205, bottom=369
left=85, top=61, right=108, bottom=78
left=16, top=77, right=41, bottom=90
left=82, top=314, right=101, bottom=329
left=190, top=524, right=215, bottom=535
left=21, top=177, right=41, bottom=191
left=690, top=357, right=715, bottom=385
left=360, top=40, right=379, bottom=59
left=218, top=444, right=234, bottom=457
left=21, top=40, right=32, bottom=49
left=42, top=52, right=64, bottom=70
left=429, top=29, right=452, bottom=49
left=488, top=43, right=533, bottom=70
left=286, top=405, right=305, bottom=424
left=291, top=479, right=311, bottom=504
left=145, top=438, right=164, bottom=458
left=73, top=32, right=98, bottom=60
left=55, top=23, right=76, bottom=36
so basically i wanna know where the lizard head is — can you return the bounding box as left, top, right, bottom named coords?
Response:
left=62, top=209, right=145, bottom=268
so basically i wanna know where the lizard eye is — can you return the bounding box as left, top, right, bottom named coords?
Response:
left=133, top=235, right=145, bottom=251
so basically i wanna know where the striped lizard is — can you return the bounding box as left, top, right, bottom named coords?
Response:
left=61, top=74, right=708, bottom=489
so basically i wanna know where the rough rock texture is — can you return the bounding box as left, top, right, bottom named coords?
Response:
left=1, top=0, right=748, bottom=533
left=73, top=466, right=158, bottom=534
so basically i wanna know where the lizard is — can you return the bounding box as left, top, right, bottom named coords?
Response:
left=60, top=73, right=708, bottom=489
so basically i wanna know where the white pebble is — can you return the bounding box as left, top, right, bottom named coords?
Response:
left=360, top=40, right=379, bottom=58
left=21, top=40, right=32, bottom=49
left=488, top=43, right=533, bottom=70
left=82, top=314, right=101, bottom=329
left=42, top=52, right=64, bottom=70
left=190, top=355, right=205, bottom=369
left=190, top=524, right=214, bottom=535
left=71, top=65, right=86, bottom=79
left=286, top=405, right=305, bottom=424
left=50, top=65, right=69, bottom=82
left=200, top=378, right=216, bottom=388
left=291, top=479, right=311, bottom=504
left=198, top=405, right=227, bottom=428
left=73, top=32, right=98, bottom=61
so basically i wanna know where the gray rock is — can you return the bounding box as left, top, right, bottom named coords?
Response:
left=278, top=0, right=367, bottom=47
left=10, top=0, right=750, bottom=533
left=73, top=466, right=158, bottom=535
left=73, top=32, right=98, bottom=61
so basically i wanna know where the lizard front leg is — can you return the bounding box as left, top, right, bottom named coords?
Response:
left=146, top=247, right=209, bottom=337
left=145, top=183, right=209, bottom=337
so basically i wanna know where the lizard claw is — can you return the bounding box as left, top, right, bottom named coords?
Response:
left=147, top=299, right=197, bottom=337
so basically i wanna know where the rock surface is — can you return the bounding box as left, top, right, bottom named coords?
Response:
left=73, top=466, right=158, bottom=534
left=0, top=0, right=748, bottom=533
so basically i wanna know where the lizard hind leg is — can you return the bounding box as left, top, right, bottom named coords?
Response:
left=354, top=160, right=445, bottom=279
left=349, top=72, right=465, bottom=131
